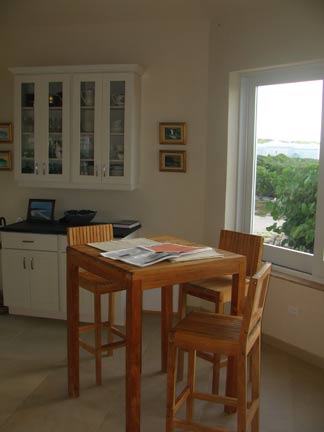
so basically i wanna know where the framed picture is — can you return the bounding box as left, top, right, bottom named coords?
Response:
left=159, top=122, right=186, bottom=145
left=0, top=151, right=12, bottom=171
left=159, top=150, right=186, bottom=172
left=0, top=123, right=13, bottom=143
left=27, top=199, right=56, bottom=222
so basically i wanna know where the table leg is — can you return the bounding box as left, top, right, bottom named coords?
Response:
left=225, top=260, right=246, bottom=413
left=161, top=285, right=173, bottom=372
left=126, top=279, right=142, bottom=432
left=67, top=253, right=80, bottom=398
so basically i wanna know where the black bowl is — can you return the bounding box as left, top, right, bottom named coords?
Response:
left=63, top=210, right=97, bottom=225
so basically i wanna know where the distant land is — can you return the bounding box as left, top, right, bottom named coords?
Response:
left=257, top=139, right=319, bottom=159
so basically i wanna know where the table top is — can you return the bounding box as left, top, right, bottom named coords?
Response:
left=67, top=235, right=246, bottom=290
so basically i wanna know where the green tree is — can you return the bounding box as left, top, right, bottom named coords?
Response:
left=256, top=154, right=291, bottom=198
left=266, top=159, right=318, bottom=253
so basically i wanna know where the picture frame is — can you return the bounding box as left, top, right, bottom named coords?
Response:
left=159, top=122, right=186, bottom=145
left=0, top=123, right=13, bottom=143
left=0, top=151, right=12, bottom=171
left=27, top=199, right=56, bottom=222
left=159, top=150, right=186, bottom=173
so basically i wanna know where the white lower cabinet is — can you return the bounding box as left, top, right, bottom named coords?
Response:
left=1, top=231, right=125, bottom=323
left=2, top=244, right=59, bottom=316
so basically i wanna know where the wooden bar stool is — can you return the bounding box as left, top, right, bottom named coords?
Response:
left=166, top=262, right=271, bottom=432
left=67, top=224, right=126, bottom=386
left=177, top=229, right=263, bottom=392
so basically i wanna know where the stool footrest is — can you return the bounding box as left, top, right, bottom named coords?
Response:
left=173, top=418, right=235, bottom=432
left=79, top=338, right=127, bottom=355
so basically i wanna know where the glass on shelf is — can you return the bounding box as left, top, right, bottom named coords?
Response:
left=49, top=138, right=62, bottom=159
left=22, top=110, right=34, bottom=133
left=21, top=159, right=35, bottom=174
left=109, top=135, right=124, bottom=161
left=110, top=81, right=125, bottom=108
left=80, top=160, right=94, bottom=176
left=49, top=160, right=62, bottom=175
left=81, top=109, right=94, bottom=133
left=80, top=134, right=94, bottom=160
left=80, top=82, right=95, bottom=108
left=109, top=162, right=124, bottom=177
left=49, top=111, right=62, bottom=133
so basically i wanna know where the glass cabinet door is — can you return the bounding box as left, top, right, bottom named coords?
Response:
left=79, top=81, right=95, bottom=177
left=21, top=83, right=36, bottom=174
left=48, top=82, right=63, bottom=175
left=109, top=81, right=125, bottom=177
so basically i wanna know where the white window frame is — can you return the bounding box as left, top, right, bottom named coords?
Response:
left=236, top=61, right=324, bottom=280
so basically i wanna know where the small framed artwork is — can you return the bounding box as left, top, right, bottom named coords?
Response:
left=0, top=123, right=13, bottom=143
left=159, top=122, right=186, bottom=145
left=159, top=150, right=186, bottom=173
left=0, top=151, right=12, bottom=171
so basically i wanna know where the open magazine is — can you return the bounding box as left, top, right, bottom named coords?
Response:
left=99, top=242, right=223, bottom=267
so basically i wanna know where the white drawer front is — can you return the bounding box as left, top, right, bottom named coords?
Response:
left=1, top=232, right=58, bottom=251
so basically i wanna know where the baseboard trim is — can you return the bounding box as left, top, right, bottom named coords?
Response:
left=262, top=333, right=324, bottom=369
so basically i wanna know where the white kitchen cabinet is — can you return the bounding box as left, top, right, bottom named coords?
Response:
left=10, top=65, right=143, bottom=191
left=1, top=229, right=136, bottom=322
left=1, top=233, right=59, bottom=316
left=71, top=72, right=140, bottom=189
left=12, top=74, right=70, bottom=183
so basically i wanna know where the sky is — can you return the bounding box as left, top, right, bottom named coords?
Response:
left=256, top=80, right=323, bottom=142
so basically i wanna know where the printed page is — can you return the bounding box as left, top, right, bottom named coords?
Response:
left=100, top=247, right=177, bottom=267
left=88, top=237, right=161, bottom=252
left=141, top=242, right=213, bottom=255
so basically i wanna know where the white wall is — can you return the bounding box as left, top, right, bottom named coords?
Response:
left=205, top=0, right=324, bottom=360
left=0, top=1, right=210, bottom=244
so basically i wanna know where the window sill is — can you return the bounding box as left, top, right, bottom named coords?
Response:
left=271, top=264, right=324, bottom=293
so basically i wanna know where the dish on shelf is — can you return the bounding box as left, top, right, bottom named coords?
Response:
left=61, top=209, right=97, bottom=225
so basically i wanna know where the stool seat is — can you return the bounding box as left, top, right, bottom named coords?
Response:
left=79, top=270, right=122, bottom=294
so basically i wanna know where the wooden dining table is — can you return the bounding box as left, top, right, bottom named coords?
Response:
left=66, top=235, right=246, bottom=432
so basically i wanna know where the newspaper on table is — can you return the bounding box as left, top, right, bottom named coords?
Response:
left=88, top=238, right=224, bottom=267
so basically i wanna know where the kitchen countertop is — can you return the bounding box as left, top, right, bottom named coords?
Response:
left=0, top=221, right=141, bottom=238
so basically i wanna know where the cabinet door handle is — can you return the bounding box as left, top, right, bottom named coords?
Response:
left=35, top=161, right=39, bottom=175
left=43, top=162, right=46, bottom=175
left=30, top=258, right=34, bottom=270
left=22, top=240, right=35, bottom=243
left=23, top=257, right=26, bottom=269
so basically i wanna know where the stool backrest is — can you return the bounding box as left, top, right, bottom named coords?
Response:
left=240, top=262, right=271, bottom=347
left=67, top=224, right=113, bottom=246
left=219, top=229, right=264, bottom=277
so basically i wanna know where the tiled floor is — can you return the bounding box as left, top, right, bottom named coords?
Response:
left=0, top=313, right=324, bottom=431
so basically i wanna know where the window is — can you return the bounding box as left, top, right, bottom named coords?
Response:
left=236, top=62, right=324, bottom=279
